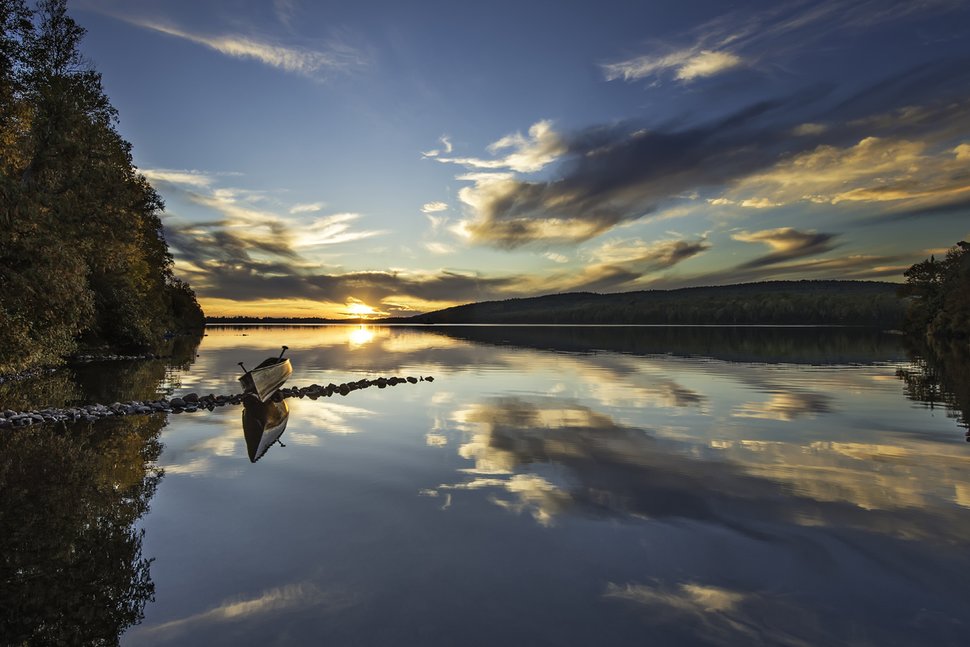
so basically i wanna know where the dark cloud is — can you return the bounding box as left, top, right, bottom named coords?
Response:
left=566, top=239, right=712, bottom=293
left=463, top=100, right=801, bottom=248
left=733, top=228, right=839, bottom=269
left=460, top=59, right=970, bottom=248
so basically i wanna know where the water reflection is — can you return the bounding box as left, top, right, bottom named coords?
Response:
left=7, top=326, right=966, bottom=645
left=242, top=398, right=290, bottom=462
left=0, top=333, right=202, bottom=411
left=419, top=324, right=907, bottom=364
left=897, top=340, right=970, bottom=435
left=0, top=335, right=202, bottom=644
left=430, top=394, right=970, bottom=543
left=0, top=416, right=164, bottom=644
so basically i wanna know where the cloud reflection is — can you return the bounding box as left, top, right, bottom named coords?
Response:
left=431, top=394, right=970, bottom=544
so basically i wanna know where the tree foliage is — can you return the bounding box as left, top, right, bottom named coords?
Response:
left=0, top=0, right=204, bottom=375
left=900, top=241, right=970, bottom=340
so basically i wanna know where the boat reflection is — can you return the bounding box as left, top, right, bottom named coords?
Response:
left=242, top=397, right=290, bottom=462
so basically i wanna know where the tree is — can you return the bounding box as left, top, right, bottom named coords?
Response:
left=0, top=0, right=204, bottom=374
left=901, top=241, right=970, bottom=340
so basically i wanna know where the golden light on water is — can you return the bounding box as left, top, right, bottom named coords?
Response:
left=348, top=325, right=375, bottom=347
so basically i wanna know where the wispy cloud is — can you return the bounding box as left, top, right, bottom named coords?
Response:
left=290, top=201, right=325, bottom=214
left=603, top=0, right=965, bottom=85
left=294, top=213, right=384, bottom=248
left=139, top=168, right=215, bottom=188
left=604, top=49, right=743, bottom=83
left=148, top=168, right=388, bottom=295
left=114, top=17, right=366, bottom=78
left=421, top=136, right=453, bottom=157
left=732, top=227, right=839, bottom=268
left=565, top=237, right=711, bottom=292
left=722, top=137, right=970, bottom=212
left=130, top=582, right=353, bottom=640
left=421, top=201, right=448, bottom=213
left=427, top=120, right=566, bottom=173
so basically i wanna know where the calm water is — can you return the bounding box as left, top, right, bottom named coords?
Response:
left=2, top=325, right=969, bottom=645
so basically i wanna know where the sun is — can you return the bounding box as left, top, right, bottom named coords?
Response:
left=346, top=301, right=376, bottom=318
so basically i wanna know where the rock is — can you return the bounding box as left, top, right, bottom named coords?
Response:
left=407, top=376, right=417, bottom=384
left=170, top=397, right=186, bottom=408
left=184, top=393, right=199, bottom=403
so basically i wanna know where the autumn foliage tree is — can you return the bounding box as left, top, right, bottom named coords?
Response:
left=0, top=0, right=204, bottom=374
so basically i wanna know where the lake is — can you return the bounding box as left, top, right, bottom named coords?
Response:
left=2, top=325, right=969, bottom=645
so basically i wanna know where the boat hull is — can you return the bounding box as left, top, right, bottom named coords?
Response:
left=239, top=357, right=292, bottom=402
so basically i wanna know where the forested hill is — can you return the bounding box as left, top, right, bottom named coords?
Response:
left=390, top=281, right=905, bottom=326
left=0, top=1, right=204, bottom=375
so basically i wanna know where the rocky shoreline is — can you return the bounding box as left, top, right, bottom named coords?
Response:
left=0, top=375, right=434, bottom=429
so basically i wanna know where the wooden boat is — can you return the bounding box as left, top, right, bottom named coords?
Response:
left=238, top=346, right=293, bottom=402
left=242, top=397, right=290, bottom=462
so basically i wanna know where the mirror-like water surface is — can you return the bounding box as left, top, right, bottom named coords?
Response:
left=2, top=326, right=969, bottom=646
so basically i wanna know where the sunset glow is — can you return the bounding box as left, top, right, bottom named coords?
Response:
left=70, top=0, right=970, bottom=317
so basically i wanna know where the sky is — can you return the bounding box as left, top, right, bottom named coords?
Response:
left=71, top=0, right=970, bottom=318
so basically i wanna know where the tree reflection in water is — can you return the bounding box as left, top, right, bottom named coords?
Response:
left=0, top=415, right=164, bottom=644
left=897, top=340, right=970, bottom=436
left=0, top=334, right=199, bottom=644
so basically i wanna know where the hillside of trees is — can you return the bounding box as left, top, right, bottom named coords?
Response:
left=0, top=0, right=204, bottom=376
left=389, top=280, right=905, bottom=326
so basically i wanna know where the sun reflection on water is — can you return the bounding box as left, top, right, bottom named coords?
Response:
left=347, top=325, right=375, bottom=347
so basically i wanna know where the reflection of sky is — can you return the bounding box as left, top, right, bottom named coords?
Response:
left=131, top=326, right=970, bottom=645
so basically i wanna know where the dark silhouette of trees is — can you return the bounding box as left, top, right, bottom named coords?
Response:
left=900, top=241, right=970, bottom=341
left=0, top=0, right=204, bottom=375
left=399, top=281, right=905, bottom=326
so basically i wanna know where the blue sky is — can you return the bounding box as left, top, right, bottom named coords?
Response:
left=72, top=0, right=970, bottom=317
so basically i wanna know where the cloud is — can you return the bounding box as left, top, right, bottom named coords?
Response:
left=421, top=201, right=448, bottom=213
left=115, top=17, right=366, bottom=78
left=289, top=201, right=325, bottom=214
left=140, top=168, right=215, bottom=188
left=165, top=217, right=529, bottom=311
left=732, top=391, right=833, bottom=421
left=424, top=242, right=455, bottom=255
left=732, top=227, right=839, bottom=268
left=428, top=120, right=566, bottom=173
left=558, top=237, right=711, bottom=292
left=448, top=101, right=801, bottom=248
left=603, top=48, right=743, bottom=83
left=723, top=137, right=970, bottom=212
left=603, top=0, right=965, bottom=85
left=605, top=581, right=746, bottom=615
left=442, top=57, right=970, bottom=249
left=130, top=582, right=353, bottom=640
left=421, top=136, right=453, bottom=157
left=293, top=213, right=385, bottom=248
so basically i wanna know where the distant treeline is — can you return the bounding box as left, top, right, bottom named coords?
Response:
left=388, top=281, right=906, bottom=326
left=0, top=1, right=204, bottom=375
left=206, top=316, right=348, bottom=324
